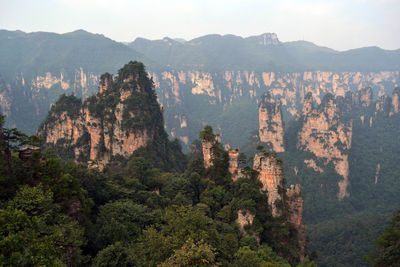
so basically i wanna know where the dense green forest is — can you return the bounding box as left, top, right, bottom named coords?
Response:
left=0, top=114, right=317, bottom=266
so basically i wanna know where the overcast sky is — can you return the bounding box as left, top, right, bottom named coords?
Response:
left=1, top=0, right=399, bottom=51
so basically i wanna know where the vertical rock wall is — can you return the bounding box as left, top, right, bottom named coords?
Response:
left=253, top=152, right=284, bottom=216
left=258, top=92, right=285, bottom=152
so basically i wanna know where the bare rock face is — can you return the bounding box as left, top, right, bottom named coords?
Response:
left=201, top=136, right=216, bottom=169
left=38, top=62, right=164, bottom=169
left=228, top=148, right=244, bottom=181
left=253, top=152, right=284, bottom=216
left=99, top=72, right=113, bottom=94
left=298, top=93, right=352, bottom=199
left=353, top=87, right=373, bottom=108
left=375, top=94, right=392, bottom=114
left=151, top=70, right=399, bottom=148
left=286, top=184, right=306, bottom=259
left=391, top=88, right=400, bottom=114
left=236, top=209, right=255, bottom=233
left=258, top=92, right=285, bottom=152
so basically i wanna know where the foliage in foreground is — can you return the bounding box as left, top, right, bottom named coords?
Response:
left=0, top=119, right=315, bottom=266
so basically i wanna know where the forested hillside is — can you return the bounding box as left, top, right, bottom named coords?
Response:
left=0, top=118, right=314, bottom=266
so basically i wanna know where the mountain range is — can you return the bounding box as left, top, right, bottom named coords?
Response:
left=1, top=28, right=400, bottom=266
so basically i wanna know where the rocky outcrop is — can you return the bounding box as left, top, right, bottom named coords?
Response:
left=391, top=88, right=400, bottom=114
left=375, top=95, right=392, bottom=114
left=286, top=185, right=306, bottom=259
left=252, top=152, right=305, bottom=257
left=236, top=209, right=255, bottom=234
left=228, top=148, right=244, bottom=181
left=304, top=159, right=324, bottom=173
left=353, top=87, right=373, bottom=108
left=258, top=92, right=284, bottom=152
left=253, top=152, right=284, bottom=216
left=298, top=93, right=352, bottom=199
left=152, top=70, right=399, bottom=148
left=38, top=62, right=165, bottom=169
left=201, top=136, right=217, bottom=169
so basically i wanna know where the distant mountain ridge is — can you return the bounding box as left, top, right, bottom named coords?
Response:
left=0, top=28, right=399, bottom=136
left=129, top=32, right=400, bottom=71
left=0, top=29, right=146, bottom=78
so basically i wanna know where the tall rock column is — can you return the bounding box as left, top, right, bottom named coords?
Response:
left=200, top=126, right=217, bottom=168
left=286, top=184, right=306, bottom=259
left=258, top=92, right=285, bottom=152
left=391, top=87, right=400, bottom=115
left=353, top=87, right=373, bottom=108
left=253, top=152, right=284, bottom=216
left=228, top=148, right=243, bottom=181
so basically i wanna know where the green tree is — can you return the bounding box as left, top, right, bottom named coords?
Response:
left=367, top=210, right=400, bottom=266
left=134, top=205, right=219, bottom=266
left=232, top=245, right=290, bottom=267
left=91, top=242, right=134, bottom=267
left=159, top=238, right=219, bottom=267
left=94, top=200, right=153, bottom=250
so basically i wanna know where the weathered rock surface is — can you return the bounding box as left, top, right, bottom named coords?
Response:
left=258, top=92, right=285, bottom=152
left=391, top=88, right=400, bottom=115
left=201, top=136, right=217, bottom=169
left=286, top=184, right=306, bottom=259
left=253, top=152, right=284, bottom=216
left=151, top=70, right=399, bottom=147
left=252, top=152, right=306, bottom=258
left=353, top=87, right=373, bottom=108
left=297, top=93, right=352, bottom=199
left=38, top=62, right=164, bottom=169
left=228, top=148, right=243, bottom=180
left=236, top=209, right=255, bottom=234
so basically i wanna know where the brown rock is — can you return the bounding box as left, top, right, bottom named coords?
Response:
left=236, top=209, right=255, bottom=233
left=258, top=92, right=285, bottom=152
left=353, top=87, right=373, bottom=107
left=253, top=152, right=283, bottom=216
left=201, top=137, right=216, bottom=169
left=228, top=148, right=244, bottom=181
left=286, top=184, right=306, bottom=259
left=99, top=73, right=112, bottom=94
left=392, top=88, right=400, bottom=114
left=38, top=63, right=160, bottom=169
left=298, top=94, right=352, bottom=199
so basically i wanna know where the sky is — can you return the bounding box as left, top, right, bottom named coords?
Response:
left=1, top=0, right=399, bottom=51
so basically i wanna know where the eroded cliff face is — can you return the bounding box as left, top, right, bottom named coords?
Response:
left=252, top=152, right=305, bottom=257
left=236, top=209, right=255, bottom=234
left=353, top=87, right=373, bottom=108
left=151, top=70, right=399, bottom=148
left=38, top=62, right=163, bottom=169
left=258, top=92, right=284, bottom=152
left=228, top=148, right=244, bottom=181
left=297, top=93, right=352, bottom=199
left=0, top=67, right=99, bottom=135
left=286, top=185, right=306, bottom=259
left=253, top=152, right=284, bottom=216
left=391, top=88, right=400, bottom=115
left=201, top=137, right=217, bottom=169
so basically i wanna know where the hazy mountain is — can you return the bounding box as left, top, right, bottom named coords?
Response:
left=129, top=33, right=400, bottom=71
left=0, top=29, right=147, bottom=78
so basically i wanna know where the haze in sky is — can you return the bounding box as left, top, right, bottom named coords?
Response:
left=1, top=0, right=399, bottom=51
